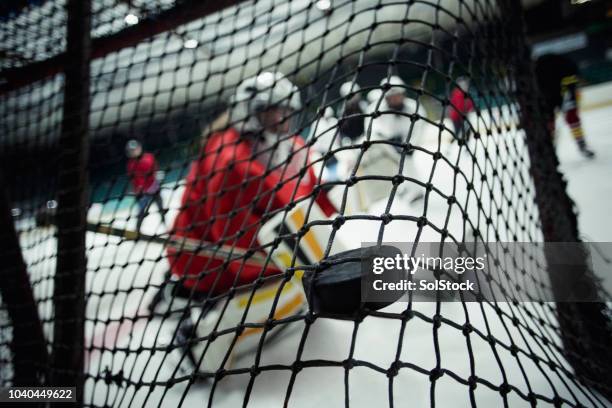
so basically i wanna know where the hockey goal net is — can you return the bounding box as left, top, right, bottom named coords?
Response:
left=1, top=0, right=611, bottom=406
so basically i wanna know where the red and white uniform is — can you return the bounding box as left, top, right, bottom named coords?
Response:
left=127, top=153, right=158, bottom=194
left=168, top=128, right=335, bottom=294
left=448, top=87, right=474, bottom=123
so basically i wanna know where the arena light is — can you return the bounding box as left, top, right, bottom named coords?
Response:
left=183, top=38, right=199, bottom=49
left=124, top=13, right=139, bottom=25
left=315, top=0, right=332, bottom=12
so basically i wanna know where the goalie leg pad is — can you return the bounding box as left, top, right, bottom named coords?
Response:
left=169, top=201, right=346, bottom=374
left=174, top=275, right=306, bottom=374
left=258, top=200, right=347, bottom=270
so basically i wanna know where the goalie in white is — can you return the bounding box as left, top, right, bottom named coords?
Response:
left=356, top=75, right=426, bottom=209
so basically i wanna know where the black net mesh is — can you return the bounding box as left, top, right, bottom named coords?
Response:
left=1, top=0, right=611, bottom=407
left=0, top=295, right=13, bottom=383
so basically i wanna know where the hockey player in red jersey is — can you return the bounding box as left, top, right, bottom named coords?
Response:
left=168, top=72, right=335, bottom=296
left=448, top=76, right=474, bottom=141
left=164, top=72, right=338, bottom=374
left=126, top=140, right=166, bottom=232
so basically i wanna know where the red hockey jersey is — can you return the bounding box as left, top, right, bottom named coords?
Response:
left=167, top=128, right=336, bottom=294
left=127, top=153, right=158, bottom=194
left=449, top=87, right=474, bottom=122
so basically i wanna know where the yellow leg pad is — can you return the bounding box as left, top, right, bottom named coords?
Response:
left=238, top=292, right=306, bottom=340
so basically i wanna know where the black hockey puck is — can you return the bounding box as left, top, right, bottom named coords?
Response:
left=302, top=245, right=406, bottom=318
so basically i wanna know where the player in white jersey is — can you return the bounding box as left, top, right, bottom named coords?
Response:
left=356, top=76, right=425, bottom=208
left=366, top=76, right=423, bottom=144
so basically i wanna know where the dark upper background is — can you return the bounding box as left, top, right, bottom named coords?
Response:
left=1, top=0, right=611, bottom=208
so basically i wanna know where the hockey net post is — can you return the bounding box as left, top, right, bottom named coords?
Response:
left=506, top=0, right=612, bottom=398
left=50, top=0, right=91, bottom=402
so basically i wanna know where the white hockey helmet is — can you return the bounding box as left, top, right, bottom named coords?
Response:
left=367, top=88, right=383, bottom=104
left=230, top=71, right=302, bottom=133
left=339, top=81, right=360, bottom=98
left=457, top=75, right=470, bottom=91
left=380, top=75, right=406, bottom=97
left=125, top=139, right=142, bottom=158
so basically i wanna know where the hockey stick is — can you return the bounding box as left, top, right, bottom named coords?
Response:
left=86, top=222, right=269, bottom=267
left=87, top=223, right=403, bottom=317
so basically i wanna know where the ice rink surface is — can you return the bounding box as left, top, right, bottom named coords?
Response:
left=19, top=96, right=612, bottom=407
